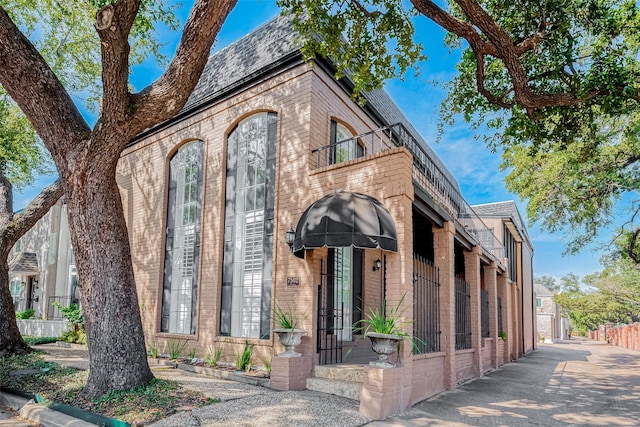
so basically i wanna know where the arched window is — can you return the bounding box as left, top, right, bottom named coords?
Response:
left=330, top=120, right=364, bottom=165
left=160, top=140, right=204, bottom=335
left=220, top=112, right=277, bottom=339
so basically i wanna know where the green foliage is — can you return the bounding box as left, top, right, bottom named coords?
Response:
left=356, top=294, right=411, bottom=337
left=0, top=96, right=52, bottom=189
left=440, top=0, right=640, bottom=253
left=147, top=340, right=158, bottom=359
left=22, top=336, right=58, bottom=346
left=277, top=0, right=424, bottom=102
left=15, top=308, right=35, bottom=319
left=167, top=339, right=188, bottom=360
left=52, top=302, right=84, bottom=328
left=93, top=378, right=175, bottom=410
left=260, top=353, right=272, bottom=374
left=234, top=340, right=254, bottom=372
left=187, top=347, right=197, bottom=360
left=204, top=344, right=224, bottom=367
left=2, top=0, right=180, bottom=102
left=271, top=303, right=303, bottom=330
left=58, top=329, right=86, bottom=344
left=0, top=353, right=70, bottom=387
left=498, top=331, right=507, bottom=341
left=553, top=263, right=640, bottom=331
left=0, top=0, right=180, bottom=191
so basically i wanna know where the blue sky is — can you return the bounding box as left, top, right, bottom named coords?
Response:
left=14, top=0, right=607, bottom=281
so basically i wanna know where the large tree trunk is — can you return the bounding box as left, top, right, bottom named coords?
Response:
left=64, top=162, right=152, bottom=398
left=0, top=0, right=237, bottom=397
left=0, top=257, right=31, bottom=356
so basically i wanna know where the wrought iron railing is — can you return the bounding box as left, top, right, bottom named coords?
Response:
left=47, top=296, right=75, bottom=320
left=311, top=122, right=504, bottom=260
left=455, top=275, right=472, bottom=350
left=413, top=255, right=441, bottom=354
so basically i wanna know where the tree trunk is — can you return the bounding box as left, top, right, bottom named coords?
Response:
left=0, top=257, right=31, bottom=356
left=64, top=164, right=152, bottom=398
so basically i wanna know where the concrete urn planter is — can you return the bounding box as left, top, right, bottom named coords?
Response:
left=274, top=328, right=306, bottom=357
left=367, top=332, right=402, bottom=368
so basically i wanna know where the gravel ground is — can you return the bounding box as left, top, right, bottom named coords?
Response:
left=150, top=389, right=370, bottom=427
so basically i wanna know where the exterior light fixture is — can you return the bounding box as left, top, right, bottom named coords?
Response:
left=373, top=258, right=382, bottom=271
left=285, top=226, right=295, bottom=250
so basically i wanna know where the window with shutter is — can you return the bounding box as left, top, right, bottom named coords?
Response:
left=160, top=140, right=204, bottom=335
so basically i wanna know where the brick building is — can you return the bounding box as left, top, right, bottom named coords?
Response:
left=113, top=15, right=536, bottom=418
left=535, top=283, right=568, bottom=341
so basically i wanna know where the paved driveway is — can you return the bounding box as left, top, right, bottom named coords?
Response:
left=372, top=339, right=640, bottom=426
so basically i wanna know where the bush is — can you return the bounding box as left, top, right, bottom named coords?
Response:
left=22, top=336, right=58, bottom=346
left=59, top=329, right=86, bottom=344
left=16, top=309, right=35, bottom=319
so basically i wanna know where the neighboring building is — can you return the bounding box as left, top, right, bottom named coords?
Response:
left=472, top=201, right=536, bottom=354
left=534, top=283, right=568, bottom=341
left=115, top=15, right=535, bottom=416
left=9, top=199, right=78, bottom=323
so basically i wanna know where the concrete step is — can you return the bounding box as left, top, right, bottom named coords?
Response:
left=306, top=377, right=362, bottom=401
left=314, top=364, right=365, bottom=382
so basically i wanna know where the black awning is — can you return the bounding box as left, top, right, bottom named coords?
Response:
left=292, top=190, right=397, bottom=258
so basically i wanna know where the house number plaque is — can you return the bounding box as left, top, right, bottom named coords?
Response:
left=287, top=277, right=300, bottom=287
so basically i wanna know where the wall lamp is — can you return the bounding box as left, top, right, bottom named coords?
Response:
left=372, top=258, right=382, bottom=271
left=285, top=226, right=295, bottom=250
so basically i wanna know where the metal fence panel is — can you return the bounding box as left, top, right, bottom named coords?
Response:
left=413, top=255, right=440, bottom=353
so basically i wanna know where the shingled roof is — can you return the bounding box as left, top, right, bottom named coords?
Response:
left=178, top=14, right=459, bottom=189
left=472, top=201, right=530, bottom=243
left=9, top=252, right=39, bottom=275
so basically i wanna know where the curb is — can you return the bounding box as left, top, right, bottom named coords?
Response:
left=1, top=390, right=98, bottom=427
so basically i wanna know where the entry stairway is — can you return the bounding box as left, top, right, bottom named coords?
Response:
left=305, top=340, right=376, bottom=401
left=306, top=364, right=364, bottom=401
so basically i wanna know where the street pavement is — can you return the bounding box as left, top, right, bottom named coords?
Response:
left=373, top=338, right=640, bottom=426
left=28, top=338, right=640, bottom=426
left=0, top=406, right=33, bottom=426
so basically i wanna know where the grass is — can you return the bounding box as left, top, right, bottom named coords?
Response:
left=204, top=344, right=224, bottom=367
left=167, top=339, right=188, bottom=360
left=234, top=340, right=254, bottom=372
left=0, top=353, right=217, bottom=424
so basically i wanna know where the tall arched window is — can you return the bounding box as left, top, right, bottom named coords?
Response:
left=160, top=140, right=204, bottom=335
left=330, top=120, right=364, bottom=165
left=220, top=112, right=277, bottom=339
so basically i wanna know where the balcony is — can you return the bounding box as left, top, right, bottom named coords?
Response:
left=311, top=122, right=504, bottom=260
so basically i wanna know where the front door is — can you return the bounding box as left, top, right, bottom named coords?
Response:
left=328, top=247, right=363, bottom=341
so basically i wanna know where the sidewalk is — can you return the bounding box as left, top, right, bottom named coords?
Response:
left=372, top=338, right=640, bottom=426
left=11, top=339, right=640, bottom=426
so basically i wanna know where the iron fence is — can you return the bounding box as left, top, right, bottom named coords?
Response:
left=413, top=254, right=440, bottom=353
left=455, top=275, right=472, bottom=350
left=497, top=296, right=503, bottom=334
left=481, top=290, right=490, bottom=338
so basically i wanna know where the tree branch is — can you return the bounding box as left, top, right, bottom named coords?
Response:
left=11, top=178, right=64, bottom=240
left=474, top=50, right=514, bottom=108
left=410, top=0, right=498, bottom=57
left=95, top=0, right=140, bottom=125
left=130, top=0, right=237, bottom=135
left=0, top=7, right=91, bottom=166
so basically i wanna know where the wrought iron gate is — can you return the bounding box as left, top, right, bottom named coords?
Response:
left=316, top=258, right=344, bottom=365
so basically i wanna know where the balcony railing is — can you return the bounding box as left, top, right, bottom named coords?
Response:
left=311, top=122, right=504, bottom=260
